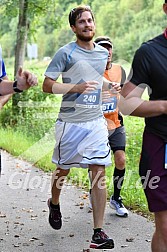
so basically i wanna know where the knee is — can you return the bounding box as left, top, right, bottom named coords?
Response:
left=89, top=166, right=106, bottom=188
left=91, top=166, right=105, bottom=178
left=115, top=155, right=126, bottom=169
left=60, top=168, right=70, bottom=176
left=53, top=167, right=70, bottom=178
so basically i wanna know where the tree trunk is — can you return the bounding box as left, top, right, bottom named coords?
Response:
left=12, top=0, right=29, bottom=116
left=14, top=0, right=28, bottom=77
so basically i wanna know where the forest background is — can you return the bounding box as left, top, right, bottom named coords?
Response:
left=0, top=0, right=166, bottom=216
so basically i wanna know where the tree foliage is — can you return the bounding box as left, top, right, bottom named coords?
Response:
left=1, top=0, right=166, bottom=62
left=0, top=0, right=166, bottom=140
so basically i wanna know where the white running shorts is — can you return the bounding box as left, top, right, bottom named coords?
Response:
left=52, top=117, right=111, bottom=169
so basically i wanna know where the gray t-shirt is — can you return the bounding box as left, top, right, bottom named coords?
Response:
left=45, top=41, right=108, bottom=123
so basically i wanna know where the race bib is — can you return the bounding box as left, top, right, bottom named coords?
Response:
left=76, top=89, right=100, bottom=108
left=102, top=96, right=117, bottom=113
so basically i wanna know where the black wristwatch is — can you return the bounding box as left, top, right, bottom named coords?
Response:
left=108, top=82, right=113, bottom=90
left=13, top=80, right=23, bottom=93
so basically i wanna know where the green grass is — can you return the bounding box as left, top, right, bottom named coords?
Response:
left=0, top=127, right=56, bottom=171
left=0, top=127, right=35, bottom=156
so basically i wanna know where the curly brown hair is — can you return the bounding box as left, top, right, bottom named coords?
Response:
left=69, top=5, right=94, bottom=26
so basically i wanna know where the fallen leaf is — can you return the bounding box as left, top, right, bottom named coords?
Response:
left=126, top=237, right=134, bottom=242
left=27, top=209, right=33, bottom=213
left=14, top=235, right=20, bottom=238
left=13, top=244, right=19, bottom=247
left=29, top=237, right=39, bottom=242
left=69, top=234, right=74, bottom=237
left=0, top=214, right=6, bottom=218
left=22, top=208, right=33, bottom=213
left=23, top=243, right=30, bottom=246
left=82, top=194, right=88, bottom=199
left=14, top=222, right=24, bottom=225
left=38, top=243, right=44, bottom=246
left=105, top=222, right=111, bottom=225
left=121, top=245, right=128, bottom=248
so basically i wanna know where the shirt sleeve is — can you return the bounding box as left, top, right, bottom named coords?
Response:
left=44, top=47, right=67, bottom=80
left=0, top=60, right=7, bottom=78
left=129, top=43, right=151, bottom=86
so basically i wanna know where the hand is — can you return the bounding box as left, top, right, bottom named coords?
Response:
left=102, top=90, right=111, bottom=102
left=110, top=82, right=121, bottom=93
left=16, top=67, right=38, bottom=91
left=112, top=82, right=121, bottom=93
left=103, top=77, right=121, bottom=93
left=76, top=81, right=99, bottom=94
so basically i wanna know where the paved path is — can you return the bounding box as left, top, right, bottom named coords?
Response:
left=0, top=151, right=154, bottom=252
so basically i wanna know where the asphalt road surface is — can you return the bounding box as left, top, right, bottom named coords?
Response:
left=0, top=151, right=154, bottom=252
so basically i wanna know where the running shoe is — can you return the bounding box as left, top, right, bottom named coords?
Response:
left=90, top=230, right=114, bottom=249
left=47, top=198, right=62, bottom=230
left=110, top=195, right=128, bottom=217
